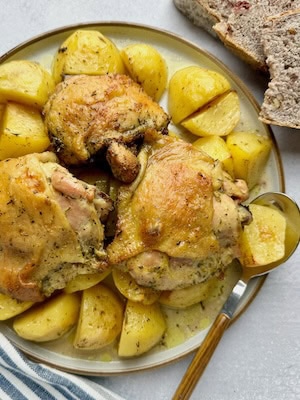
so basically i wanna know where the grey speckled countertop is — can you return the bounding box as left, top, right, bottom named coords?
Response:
left=0, top=1, right=299, bottom=399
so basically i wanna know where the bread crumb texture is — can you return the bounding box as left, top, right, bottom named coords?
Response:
left=259, top=9, right=300, bottom=128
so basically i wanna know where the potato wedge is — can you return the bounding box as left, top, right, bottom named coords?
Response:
left=168, top=66, right=231, bottom=124
left=112, top=268, right=160, bottom=305
left=0, top=60, right=55, bottom=108
left=226, top=131, right=272, bottom=189
left=159, top=276, right=221, bottom=309
left=73, top=284, right=124, bottom=350
left=181, top=91, right=240, bottom=136
left=13, top=293, right=80, bottom=342
left=52, top=29, right=125, bottom=83
left=64, top=269, right=112, bottom=293
left=0, top=101, right=50, bottom=160
left=121, top=43, right=168, bottom=101
left=193, top=135, right=234, bottom=177
left=0, top=103, right=5, bottom=119
left=118, top=300, right=166, bottom=357
left=239, top=204, right=286, bottom=267
left=0, top=293, right=33, bottom=321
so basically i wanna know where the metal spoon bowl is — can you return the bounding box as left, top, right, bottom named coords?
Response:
left=173, top=192, right=300, bottom=400
left=242, top=192, right=300, bottom=280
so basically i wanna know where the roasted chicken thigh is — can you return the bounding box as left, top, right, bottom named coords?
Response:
left=0, top=152, right=112, bottom=302
left=44, top=74, right=170, bottom=183
left=108, top=138, right=251, bottom=290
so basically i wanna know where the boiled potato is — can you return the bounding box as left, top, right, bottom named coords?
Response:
left=13, top=293, right=80, bottom=342
left=73, top=283, right=124, bottom=350
left=0, top=103, right=5, bottom=119
left=121, top=43, right=168, bottom=101
left=0, top=60, right=55, bottom=108
left=0, top=101, right=50, bottom=160
left=118, top=300, right=166, bottom=357
left=0, top=293, right=33, bottom=321
left=168, top=66, right=231, bottom=124
left=52, top=29, right=125, bottom=83
left=159, top=276, right=220, bottom=309
left=181, top=91, right=240, bottom=136
left=226, top=131, right=272, bottom=189
left=239, top=204, right=286, bottom=267
left=193, top=135, right=234, bottom=177
left=112, top=268, right=160, bottom=305
left=64, top=269, right=112, bottom=293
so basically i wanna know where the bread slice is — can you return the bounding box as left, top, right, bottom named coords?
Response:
left=174, top=0, right=300, bottom=71
left=214, top=1, right=299, bottom=72
left=259, top=9, right=300, bottom=128
left=213, top=1, right=268, bottom=71
left=173, top=0, right=234, bottom=37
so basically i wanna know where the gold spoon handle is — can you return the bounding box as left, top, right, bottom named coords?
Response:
left=173, top=192, right=300, bottom=400
left=172, top=312, right=231, bottom=400
left=173, top=278, right=247, bottom=399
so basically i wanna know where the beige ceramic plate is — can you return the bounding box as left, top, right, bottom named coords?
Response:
left=0, top=22, right=284, bottom=375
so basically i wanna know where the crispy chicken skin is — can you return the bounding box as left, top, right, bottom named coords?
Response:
left=107, top=138, right=250, bottom=290
left=43, top=74, right=170, bottom=182
left=0, top=152, right=112, bottom=302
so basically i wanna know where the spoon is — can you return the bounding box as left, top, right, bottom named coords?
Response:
left=173, top=192, right=300, bottom=400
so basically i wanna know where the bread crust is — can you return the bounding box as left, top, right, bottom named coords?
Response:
left=174, top=0, right=221, bottom=36
left=213, top=19, right=267, bottom=72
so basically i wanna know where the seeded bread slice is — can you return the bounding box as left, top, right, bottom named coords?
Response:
left=174, top=0, right=300, bottom=72
left=213, top=1, right=269, bottom=71
left=173, top=0, right=234, bottom=37
left=259, top=9, right=300, bottom=128
left=214, top=0, right=298, bottom=72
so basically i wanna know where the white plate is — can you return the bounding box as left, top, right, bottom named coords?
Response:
left=0, top=22, right=284, bottom=376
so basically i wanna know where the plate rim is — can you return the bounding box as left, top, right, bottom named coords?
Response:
left=0, top=21, right=285, bottom=375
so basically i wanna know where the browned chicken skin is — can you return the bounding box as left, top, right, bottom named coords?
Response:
left=107, top=138, right=251, bottom=290
left=43, top=74, right=170, bottom=183
left=0, top=152, right=112, bottom=302
left=2, top=75, right=251, bottom=298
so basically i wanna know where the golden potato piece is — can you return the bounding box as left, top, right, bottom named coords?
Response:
left=239, top=204, right=286, bottom=267
left=0, top=293, right=33, bottom=321
left=121, top=43, right=168, bottom=101
left=181, top=91, right=240, bottom=136
left=193, top=135, right=234, bottom=177
left=0, top=102, right=50, bottom=160
left=0, top=103, right=5, bottom=119
left=13, top=293, right=80, bottom=342
left=52, top=29, right=125, bottom=83
left=118, top=300, right=166, bottom=357
left=73, top=284, right=124, bottom=350
left=112, top=268, right=160, bottom=305
left=0, top=60, right=55, bottom=108
left=168, top=66, right=231, bottom=124
left=159, top=276, right=220, bottom=309
left=226, top=131, right=272, bottom=189
left=64, top=270, right=112, bottom=293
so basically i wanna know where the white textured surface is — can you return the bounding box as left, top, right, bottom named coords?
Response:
left=0, top=1, right=299, bottom=399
